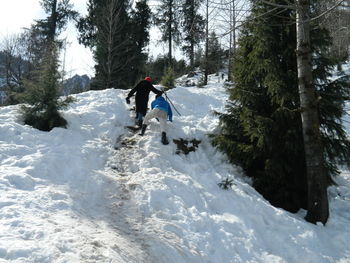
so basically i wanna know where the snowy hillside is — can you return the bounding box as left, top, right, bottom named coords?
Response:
left=0, top=76, right=350, bottom=263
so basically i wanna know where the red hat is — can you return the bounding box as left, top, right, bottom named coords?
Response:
left=144, top=76, right=152, bottom=82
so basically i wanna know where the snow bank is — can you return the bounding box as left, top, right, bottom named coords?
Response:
left=0, top=79, right=349, bottom=263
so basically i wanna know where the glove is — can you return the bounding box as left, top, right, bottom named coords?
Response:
left=126, top=97, right=130, bottom=104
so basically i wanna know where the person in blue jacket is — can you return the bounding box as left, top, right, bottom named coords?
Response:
left=140, top=94, right=173, bottom=145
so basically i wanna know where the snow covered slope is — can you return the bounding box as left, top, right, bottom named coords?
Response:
left=0, top=77, right=349, bottom=263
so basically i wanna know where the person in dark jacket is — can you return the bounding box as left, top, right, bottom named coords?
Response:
left=140, top=94, right=173, bottom=145
left=126, top=77, right=162, bottom=126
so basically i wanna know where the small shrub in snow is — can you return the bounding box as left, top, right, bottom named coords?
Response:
left=218, top=177, right=234, bottom=190
left=161, top=67, right=175, bottom=90
left=173, top=138, right=201, bottom=155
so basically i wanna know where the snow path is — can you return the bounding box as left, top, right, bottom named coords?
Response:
left=102, top=81, right=236, bottom=262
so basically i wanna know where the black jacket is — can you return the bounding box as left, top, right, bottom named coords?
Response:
left=127, top=80, right=162, bottom=115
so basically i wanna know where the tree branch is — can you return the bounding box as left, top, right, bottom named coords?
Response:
left=310, top=0, right=346, bottom=22
left=259, top=0, right=296, bottom=10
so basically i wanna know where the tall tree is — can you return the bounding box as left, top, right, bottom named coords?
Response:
left=20, top=0, right=77, bottom=74
left=181, top=0, right=205, bottom=69
left=78, top=0, right=151, bottom=89
left=129, top=0, right=152, bottom=83
left=211, top=0, right=350, bottom=223
left=21, top=0, right=75, bottom=131
left=36, top=0, right=77, bottom=43
left=98, top=0, right=131, bottom=89
left=154, top=0, right=182, bottom=68
left=227, top=0, right=237, bottom=81
left=296, top=0, right=329, bottom=224
left=206, top=31, right=223, bottom=75
left=21, top=46, right=73, bottom=131
left=203, top=0, right=209, bottom=85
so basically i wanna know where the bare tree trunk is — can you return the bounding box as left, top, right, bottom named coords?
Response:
left=232, top=0, right=236, bottom=77
left=168, top=0, right=173, bottom=68
left=48, top=0, right=58, bottom=42
left=106, top=0, right=118, bottom=89
left=296, top=0, right=329, bottom=225
left=227, top=0, right=235, bottom=82
left=190, top=41, right=194, bottom=69
left=189, top=0, right=195, bottom=69
left=204, top=0, right=209, bottom=85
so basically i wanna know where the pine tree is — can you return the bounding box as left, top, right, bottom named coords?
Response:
left=182, top=0, right=205, bottom=69
left=20, top=0, right=76, bottom=131
left=206, top=31, right=223, bottom=75
left=35, top=0, right=77, bottom=42
left=21, top=45, right=73, bottom=131
left=161, top=67, right=176, bottom=90
left=78, top=0, right=151, bottom=90
left=128, top=0, right=152, bottom=84
left=211, top=1, right=350, bottom=214
left=145, top=56, right=168, bottom=83
left=154, top=0, right=182, bottom=68
left=96, top=0, right=131, bottom=89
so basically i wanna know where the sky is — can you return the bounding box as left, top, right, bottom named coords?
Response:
left=0, top=0, right=174, bottom=79
left=0, top=72, right=350, bottom=262
left=0, top=0, right=95, bottom=77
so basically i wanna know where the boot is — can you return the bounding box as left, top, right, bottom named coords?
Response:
left=161, top=132, right=169, bottom=145
left=139, top=124, right=147, bottom=136
left=137, top=119, right=143, bottom=127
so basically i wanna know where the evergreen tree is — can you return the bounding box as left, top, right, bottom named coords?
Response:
left=128, top=0, right=152, bottom=84
left=20, top=27, right=47, bottom=76
left=154, top=0, right=182, bottom=68
left=145, top=55, right=189, bottom=84
left=181, top=0, right=205, bottom=69
left=96, top=0, right=131, bottom=90
left=20, top=0, right=75, bottom=131
left=1, top=0, right=76, bottom=105
left=211, top=1, right=350, bottom=214
left=36, top=0, right=77, bottom=42
left=145, top=56, right=168, bottom=83
left=21, top=45, right=73, bottom=131
left=161, top=67, right=176, bottom=90
left=206, top=31, right=223, bottom=75
left=78, top=0, right=151, bottom=90
left=76, top=0, right=98, bottom=48
left=193, top=46, right=203, bottom=69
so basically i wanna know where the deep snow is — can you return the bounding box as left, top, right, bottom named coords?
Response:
left=0, top=75, right=349, bottom=263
